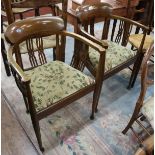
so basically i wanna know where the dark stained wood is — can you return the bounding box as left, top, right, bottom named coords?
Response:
left=1, top=12, right=11, bottom=76
left=58, top=0, right=140, bottom=33
left=76, top=3, right=149, bottom=93
left=5, top=16, right=105, bottom=152
left=1, top=92, right=38, bottom=155
left=122, top=43, right=154, bottom=154
left=128, top=0, right=154, bottom=33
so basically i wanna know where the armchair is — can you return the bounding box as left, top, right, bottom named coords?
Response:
left=76, top=3, right=150, bottom=87
left=5, top=16, right=105, bottom=151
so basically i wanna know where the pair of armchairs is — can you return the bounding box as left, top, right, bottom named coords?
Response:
left=5, top=3, right=151, bottom=152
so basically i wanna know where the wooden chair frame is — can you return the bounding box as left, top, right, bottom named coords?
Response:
left=76, top=3, right=150, bottom=87
left=122, top=42, right=154, bottom=134
left=5, top=16, right=105, bottom=151
left=122, top=42, right=154, bottom=155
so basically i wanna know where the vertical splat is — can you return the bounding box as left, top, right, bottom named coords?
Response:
left=111, top=19, right=117, bottom=41
left=90, top=18, right=95, bottom=36
left=115, top=20, right=124, bottom=44
left=122, top=23, right=132, bottom=46
left=26, top=38, right=38, bottom=67
left=36, top=37, right=47, bottom=65
left=102, top=18, right=110, bottom=40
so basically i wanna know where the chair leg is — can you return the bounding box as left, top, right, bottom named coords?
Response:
left=122, top=115, right=136, bottom=134
left=22, top=95, right=29, bottom=113
left=1, top=39, right=11, bottom=76
left=127, top=63, right=138, bottom=89
left=90, top=98, right=96, bottom=120
left=30, top=114, right=44, bottom=152
left=35, top=8, right=40, bottom=16
left=90, top=83, right=103, bottom=120
left=19, top=13, right=23, bottom=20
left=122, top=104, right=141, bottom=134
left=130, top=53, right=144, bottom=88
left=53, top=47, right=56, bottom=60
left=128, top=53, right=144, bottom=89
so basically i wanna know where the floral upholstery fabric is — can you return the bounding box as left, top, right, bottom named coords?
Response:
left=129, top=34, right=154, bottom=50
left=141, top=97, right=154, bottom=128
left=19, top=35, right=57, bottom=54
left=26, top=61, right=95, bottom=112
left=89, top=40, right=136, bottom=72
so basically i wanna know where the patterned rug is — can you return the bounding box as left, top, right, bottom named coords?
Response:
left=1, top=24, right=154, bottom=155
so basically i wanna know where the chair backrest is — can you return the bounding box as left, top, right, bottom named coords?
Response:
left=2, top=0, right=68, bottom=26
left=76, top=3, right=149, bottom=47
left=136, top=42, right=154, bottom=110
left=5, top=16, right=65, bottom=70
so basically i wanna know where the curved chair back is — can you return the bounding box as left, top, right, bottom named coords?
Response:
left=5, top=16, right=65, bottom=44
left=76, top=3, right=113, bottom=23
left=76, top=3, right=149, bottom=46
left=5, top=16, right=65, bottom=69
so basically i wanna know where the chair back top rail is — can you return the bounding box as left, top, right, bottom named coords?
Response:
left=5, top=16, right=65, bottom=44
left=76, top=3, right=149, bottom=47
left=76, top=3, right=149, bottom=30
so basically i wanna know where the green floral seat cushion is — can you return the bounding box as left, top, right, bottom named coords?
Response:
left=89, top=40, right=136, bottom=72
left=141, top=97, right=154, bottom=128
left=26, top=61, right=95, bottom=112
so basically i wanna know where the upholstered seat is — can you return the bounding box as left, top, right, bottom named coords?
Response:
left=89, top=40, right=136, bottom=71
left=129, top=34, right=154, bottom=50
left=27, top=61, right=95, bottom=112
left=141, top=97, right=154, bottom=128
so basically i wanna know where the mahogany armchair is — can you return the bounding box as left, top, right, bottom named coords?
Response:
left=76, top=3, right=150, bottom=88
left=1, top=0, right=68, bottom=76
left=122, top=43, right=154, bottom=155
left=5, top=16, right=105, bottom=151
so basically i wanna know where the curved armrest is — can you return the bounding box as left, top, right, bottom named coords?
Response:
left=111, top=15, right=149, bottom=31
left=61, top=30, right=106, bottom=85
left=78, top=26, right=108, bottom=49
left=61, top=30, right=106, bottom=54
left=7, top=46, right=30, bottom=82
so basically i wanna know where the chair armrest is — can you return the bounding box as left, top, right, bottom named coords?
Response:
left=111, top=15, right=150, bottom=31
left=61, top=30, right=106, bottom=86
left=7, top=46, right=30, bottom=82
left=61, top=30, right=106, bottom=54
left=78, top=25, right=108, bottom=49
